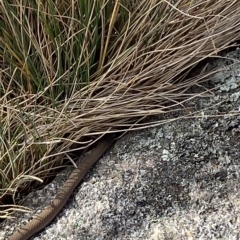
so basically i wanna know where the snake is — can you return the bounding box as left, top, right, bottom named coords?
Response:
left=8, top=135, right=114, bottom=240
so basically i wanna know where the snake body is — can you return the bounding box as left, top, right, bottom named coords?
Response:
left=8, top=136, right=114, bottom=240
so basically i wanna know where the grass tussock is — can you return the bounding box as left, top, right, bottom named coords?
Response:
left=1, top=0, right=240, bottom=218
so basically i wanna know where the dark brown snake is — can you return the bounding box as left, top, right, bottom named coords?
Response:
left=8, top=135, right=114, bottom=240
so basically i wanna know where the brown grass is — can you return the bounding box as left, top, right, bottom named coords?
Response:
left=1, top=0, right=240, bottom=218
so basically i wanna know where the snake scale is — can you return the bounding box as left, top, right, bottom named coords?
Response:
left=8, top=135, right=114, bottom=240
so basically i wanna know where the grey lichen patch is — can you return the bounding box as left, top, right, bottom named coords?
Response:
left=69, top=93, right=239, bottom=240
left=209, top=48, right=240, bottom=93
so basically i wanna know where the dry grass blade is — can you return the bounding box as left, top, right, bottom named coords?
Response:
left=1, top=0, right=240, bottom=218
